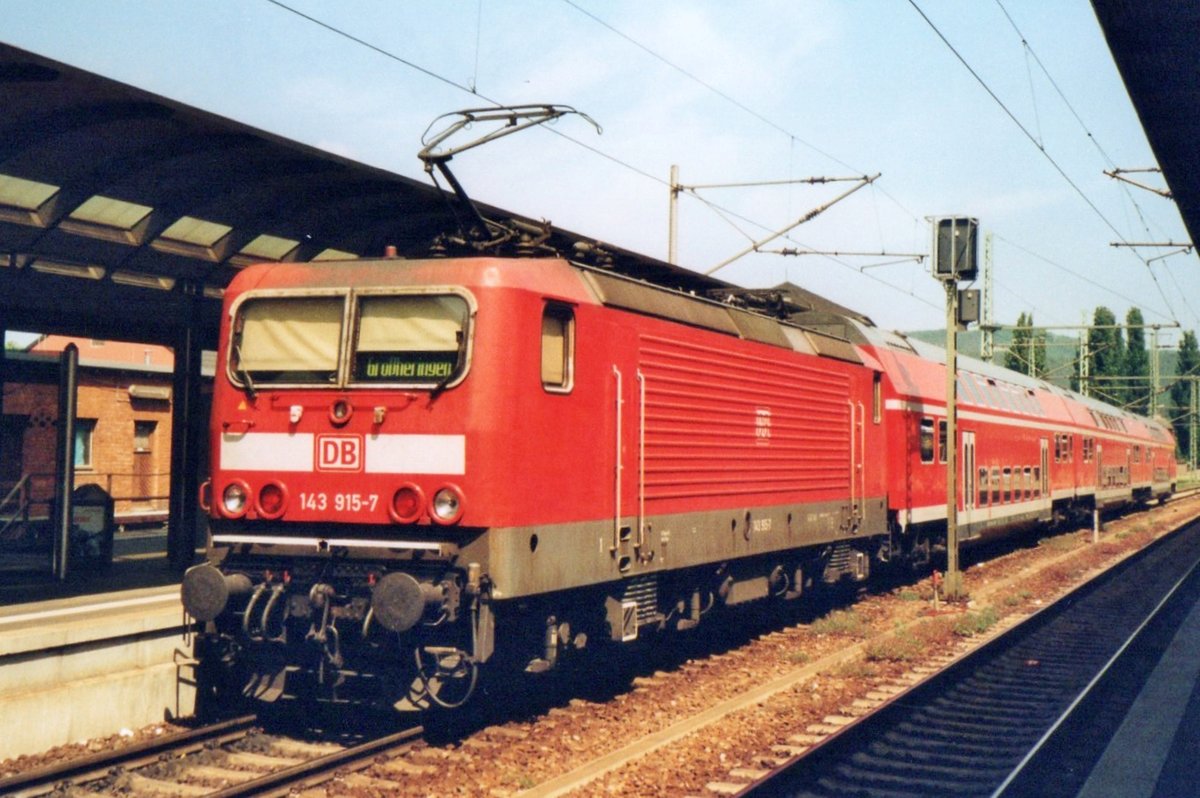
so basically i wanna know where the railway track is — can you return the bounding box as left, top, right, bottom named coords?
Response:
left=734, top=515, right=1200, bottom=797
left=0, top=713, right=422, bottom=797
left=7, top=493, right=1198, bottom=797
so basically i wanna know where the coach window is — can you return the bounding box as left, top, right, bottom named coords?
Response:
left=978, top=468, right=989, bottom=506
left=1033, top=466, right=1041, bottom=497
left=1002, top=467, right=1012, bottom=503
left=1023, top=467, right=1032, bottom=500
left=541, top=303, right=575, bottom=392
left=919, top=418, right=935, bottom=463
left=938, top=420, right=948, bottom=463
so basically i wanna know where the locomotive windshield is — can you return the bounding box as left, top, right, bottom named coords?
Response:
left=352, top=294, right=469, bottom=384
left=229, top=291, right=470, bottom=389
left=232, top=295, right=344, bottom=385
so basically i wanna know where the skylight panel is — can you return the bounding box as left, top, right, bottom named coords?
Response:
left=111, top=270, right=175, bottom=291
left=0, top=173, right=59, bottom=210
left=69, top=195, right=153, bottom=230
left=312, top=248, right=358, bottom=261
left=239, top=234, right=299, bottom=261
left=158, top=216, right=233, bottom=247
left=30, top=259, right=106, bottom=280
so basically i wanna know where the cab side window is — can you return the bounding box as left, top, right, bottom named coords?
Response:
left=541, top=304, right=575, bottom=392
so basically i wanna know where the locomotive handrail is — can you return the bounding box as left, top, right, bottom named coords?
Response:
left=612, top=364, right=623, bottom=559
left=637, top=368, right=647, bottom=559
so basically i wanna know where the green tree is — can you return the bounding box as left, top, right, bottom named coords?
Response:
left=1124, top=308, right=1149, bottom=415
left=1171, top=330, right=1199, bottom=458
left=1003, top=312, right=1046, bottom=378
left=1088, top=306, right=1124, bottom=405
left=1032, top=327, right=1047, bottom=378
left=1005, top=312, right=1031, bottom=374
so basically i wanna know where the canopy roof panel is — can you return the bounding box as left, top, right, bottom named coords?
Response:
left=0, top=42, right=726, bottom=345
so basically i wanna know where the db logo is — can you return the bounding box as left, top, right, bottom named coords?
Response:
left=316, top=434, right=362, bottom=472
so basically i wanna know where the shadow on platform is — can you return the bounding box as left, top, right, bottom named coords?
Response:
left=0, top=528, right=193, bottom=607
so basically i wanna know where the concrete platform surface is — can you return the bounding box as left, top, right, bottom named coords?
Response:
left=1076, top=583, right=1200, bottom=798
left=0, top=550, right=196, bottom=761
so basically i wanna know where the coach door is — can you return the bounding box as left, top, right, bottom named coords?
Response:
left=1040, top=438, right=1050, bottom=511
left=962, top=431, right=976, bottom=531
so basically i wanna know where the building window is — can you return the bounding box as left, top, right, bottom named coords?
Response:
left=541, top=304, right=575, bottom=391
left=74, top=418, right=97, bottom=469
left=134, top=420, right=156, bottom=453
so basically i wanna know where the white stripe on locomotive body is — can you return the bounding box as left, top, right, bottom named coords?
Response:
left=364, top=433, right=465, bottom=475
left=221, top=432, right=315, bottom=471
left=219, top=432, right=466, bottom=475
left=211, top=534, right=446, bottom=551
left=883, top=398, right=1169, bottom=450
left=909, top=499, right=1049, bottom=526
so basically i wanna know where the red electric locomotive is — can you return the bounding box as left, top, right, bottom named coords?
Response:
left=183, top=253, right=905, bottom=709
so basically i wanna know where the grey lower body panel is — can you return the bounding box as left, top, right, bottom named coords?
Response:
left=466, top=495, right=888, bottom=600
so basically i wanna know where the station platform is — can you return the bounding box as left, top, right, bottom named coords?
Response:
left=0, top=527, right=189, bottom=606
left=0, top=529, right=198, bottom=761
left=1074, top=579, right=1200, bottom=798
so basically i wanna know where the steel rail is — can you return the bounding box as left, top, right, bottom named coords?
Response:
left=992, top=544, right=1200, bottom=796
left=0, top=714, right=257, bottom=798
left=204, top=725, right=423, bottom=798
left=734, top=515, right=1200, bottom=797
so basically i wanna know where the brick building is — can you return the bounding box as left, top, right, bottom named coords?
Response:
left=2, top=336, right=176, bottom=527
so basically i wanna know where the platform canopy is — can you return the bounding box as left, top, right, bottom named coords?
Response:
left=1091, top=0, right=1200, bottom=249
left=0, top=42, right=726, bottom=348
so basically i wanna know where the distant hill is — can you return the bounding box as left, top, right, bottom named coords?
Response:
left=903, top=328, right=1183, bottom=393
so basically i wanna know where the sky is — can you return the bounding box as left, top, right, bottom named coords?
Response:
left=3, top=0, right=1194, bottom=349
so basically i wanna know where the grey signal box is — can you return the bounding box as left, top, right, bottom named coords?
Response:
left=958, top=289, right=980, bottom=325
left=933, top=217, right=978, bottom=281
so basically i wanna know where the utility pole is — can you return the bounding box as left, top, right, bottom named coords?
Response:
left=931, top=217, right=978, bottom=601
left=1150, top=326, right=1161, bottom=418
left=982, top=232, right=994, bottom=363
left=668, top=164, right=680, bottom=264
left=944, top=279, right=962, bottom=599
left=1192, top=380, right=1198, bottom=472
left=1079, top=313, right=1090, bottom=397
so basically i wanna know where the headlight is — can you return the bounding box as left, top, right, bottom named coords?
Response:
left=257, top=482, right=287, bottom=519
left=430, top=485, right=464, bottom=525
left=222, top=482, right=249, bottom=517
left=390, top=483, right=425, bottom=524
